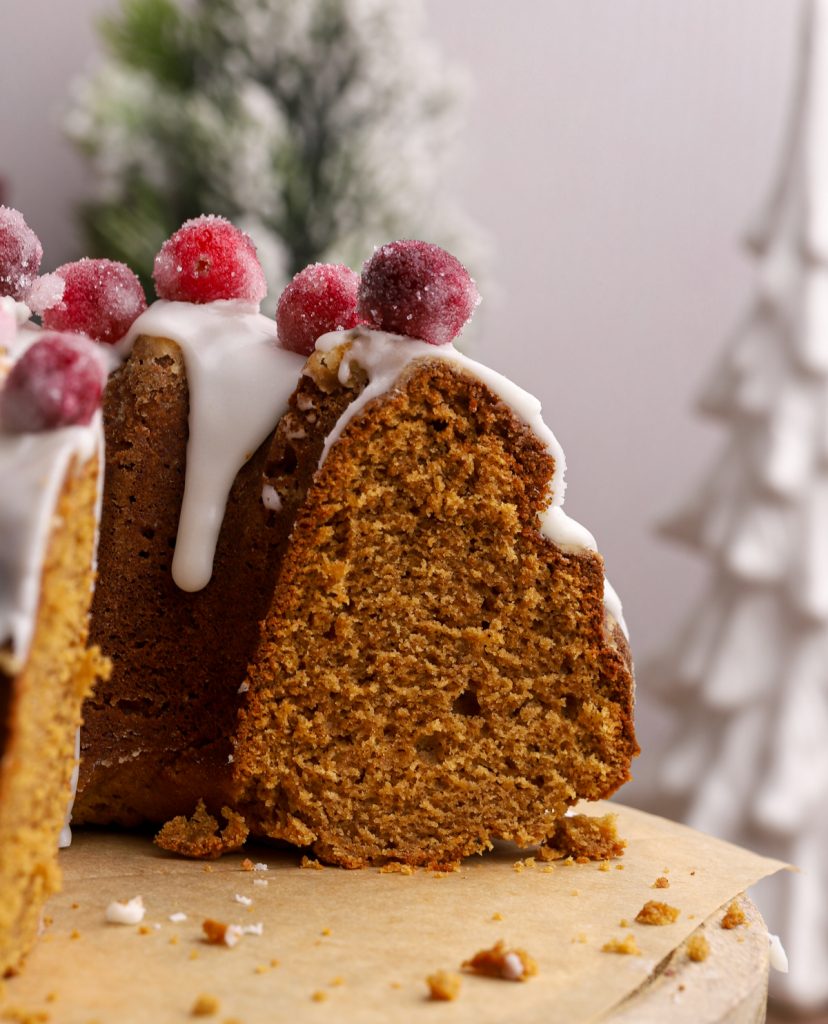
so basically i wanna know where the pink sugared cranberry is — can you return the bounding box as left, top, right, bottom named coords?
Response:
left=0, top=207, right=43, bottom=302
left=42, top=259, right=147, bottom=345
left=153, top=215, right=267, bottom=304
left=276, top=263, right=361, bottom=356
left=357, top=240, right=480, bottom=346
left=1, top=333, right=106, bottom=433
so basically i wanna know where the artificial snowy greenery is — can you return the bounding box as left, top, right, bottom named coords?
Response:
left=68, top=0, right=483, bottom=302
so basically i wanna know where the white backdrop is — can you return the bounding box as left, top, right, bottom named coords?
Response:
left=0, top=0, right=804, bottom=747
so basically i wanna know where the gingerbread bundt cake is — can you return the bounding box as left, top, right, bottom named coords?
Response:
left=0, top=275, right=109, bottom=974
left=1, top=211, right=637, bottom=879
left=75, top=230, right=635, bottom=866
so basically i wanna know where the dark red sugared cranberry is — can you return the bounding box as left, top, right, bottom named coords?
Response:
left=357, top=240, right=479, bottom=346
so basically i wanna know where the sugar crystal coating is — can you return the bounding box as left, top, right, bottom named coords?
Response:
left=153, top=215, right=267, bottom=304
left=0, top=206, right=43, bottom=302
left=1, top=332, right=106, bottom=433
left=26, top=273, right=65, bottom=317
left=357, top=240, right=480, bottom=346
left=42, top=259, right=146, bottom=345
left=276, top=263, right=360, bottom=355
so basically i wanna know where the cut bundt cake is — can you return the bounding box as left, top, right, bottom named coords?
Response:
left=45, top=222, right=636, bottom=867
left=0, top=282, right=109, bottom=974
left=233, top=325, right=636, bottom=867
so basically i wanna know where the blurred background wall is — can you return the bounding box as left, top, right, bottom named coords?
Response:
left=0, top=0, right=802, bottom=757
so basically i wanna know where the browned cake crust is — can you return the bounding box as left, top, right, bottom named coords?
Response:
left=0, top=454, right=105, bottom=976
left=234, top=347, right=638, bottom=867
left=75, top=336, right=295, bottom=826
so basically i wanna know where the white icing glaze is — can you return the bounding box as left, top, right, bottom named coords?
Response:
left=120, top=301, right=304, bottom=592
left=0, top=412, right=102, bottom=674
left=313, top=327, right=628, bottom=637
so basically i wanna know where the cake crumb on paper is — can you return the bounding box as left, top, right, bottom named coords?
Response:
left=636, top=900, right=680, bottom=926
left=601, top=934, right=641, bottom=956
left=653, top=876, right=670, bottom=889
left=155, top=801, right=248, bottom=860
left=721, top=900, right=747, bottom=930
left=462, top=940, right=537, bottom=981
left=190, top=993, right=219, bottom=1016
left=300, top=856, right=324, bottom=870
left=379, top=862, right=415, bottom=875
left=686, top=934, right=710, bottom=962
left=540, top=813, right=626, bottom=862
left=202, top=919, right=243, bottom=947
left=426, top=970, right=462, bottom=1001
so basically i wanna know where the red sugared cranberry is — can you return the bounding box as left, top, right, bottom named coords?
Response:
left=42, top=259, right=147, bottom=345
left=357, top=240, right=480, bottom=346
left=1, top=333, right=106, bottom=433
left=276, top=263, right=361, bottom=356
left=0, top=207, right=43, bottom=302
left=153, top=215, right=267, bottom=304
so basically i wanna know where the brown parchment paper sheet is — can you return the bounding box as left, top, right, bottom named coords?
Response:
left=1, top=802, right=788, bottom=1024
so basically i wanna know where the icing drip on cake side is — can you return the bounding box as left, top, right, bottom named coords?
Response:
left=313, top=328, right=629, bottom=638
left=120, top=300, right=305, bottom=592
left=0, top=420, right=102, bottom=673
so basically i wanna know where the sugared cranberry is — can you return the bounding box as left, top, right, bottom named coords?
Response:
left=357, top=240, right=480, bottom=346
left=1, top=333, right=106, bottom=433
left=153, top=215, right=267, bottom=304
left=0, top=207, right=43, bottom=302
left=276, top=263, right=361, bottom=356
left=42, top=259, right=146, bottom=345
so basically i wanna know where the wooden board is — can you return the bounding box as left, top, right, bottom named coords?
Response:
left=0, top=803, right=786, bottom=1023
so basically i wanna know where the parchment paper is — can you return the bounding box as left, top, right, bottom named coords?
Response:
left=0, top=802, right=789, bottom=1024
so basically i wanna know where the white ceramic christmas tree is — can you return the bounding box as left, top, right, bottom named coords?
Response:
left=648, top=0, right=828, bottom=1009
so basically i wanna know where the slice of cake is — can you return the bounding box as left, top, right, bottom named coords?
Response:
left=0, top=257, right=109, bottom=972
left=231, top=244, right=636, bottom=866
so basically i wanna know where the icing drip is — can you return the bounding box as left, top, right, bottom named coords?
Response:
left=120, top=301, right=304, bottom=592
left=313, top=328, right=629, bottom=639
left=0, top=414, right=101, bottom=674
